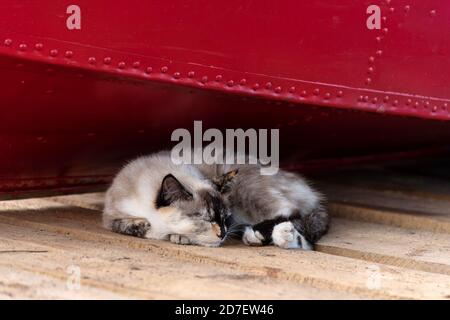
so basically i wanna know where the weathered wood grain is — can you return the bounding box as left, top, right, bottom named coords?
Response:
left=1, top=197, right=449, bottom=299
left=318, top=218, right=450, bottom=275
left=0, top=224, right=361, bottom=300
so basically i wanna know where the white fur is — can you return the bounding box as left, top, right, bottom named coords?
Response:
left=103, top=151, right=214, bottom=239
left=291, top=180, right=320, bottom=213
left=169, top=234, right=191, bottom=245
left=272, top=222, right=312, bottom=250
left=242, top=226, right=264, bottom=246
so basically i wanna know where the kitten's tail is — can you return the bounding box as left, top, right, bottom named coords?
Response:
left=291, top=205, right=330, bottom=245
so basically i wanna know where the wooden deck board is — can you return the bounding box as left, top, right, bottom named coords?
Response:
left=1, top=168, right=450, bottom=299
left=0, top=194, right=449, bottom=299
left=0, top=224, right=362, bottom=300
left=318, top=218, right=450, bottom=275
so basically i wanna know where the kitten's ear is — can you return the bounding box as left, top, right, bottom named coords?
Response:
left=224, top=169, right=239, bottom=180
left=213, top=169, right=238, bottom=192
left=156, top=174, right=193, bottom=207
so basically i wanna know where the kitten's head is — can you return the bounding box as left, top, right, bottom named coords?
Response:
left=156, top=174, right=231, bottom=247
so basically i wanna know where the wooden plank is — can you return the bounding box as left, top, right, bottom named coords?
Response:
left=0, top=198, right=449, bottom=299
left=317, top=218, right=450, bottom=275
left=48, top=193, right=105, bottom=211
left=315, top=180, right=450, bottom=233
left=0, top=265, right=124, bottom=300
left=0, top=224, right=360, bottom=300
left=328, top=202, right=450, bottom=233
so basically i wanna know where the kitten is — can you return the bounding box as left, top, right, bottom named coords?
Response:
left=103, top=151, right=231, bottom=247
left=203, top=163, right=329, bottom=250
left=104, top=150, right=328, bottom=250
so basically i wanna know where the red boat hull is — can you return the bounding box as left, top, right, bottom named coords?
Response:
left=0, top=1, right=449, bottom=196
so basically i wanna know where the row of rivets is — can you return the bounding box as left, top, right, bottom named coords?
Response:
left=358, top=94, right=448, bottom=112
left=3, top=37, right=448, bottom=114
left=0, top=39, right=386, bottom=104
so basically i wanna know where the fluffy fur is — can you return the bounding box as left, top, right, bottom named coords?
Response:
left=103, top=151, right=230, bottom=247
left=103, top=151, right=329, bottom=250
left=200, top=163, right=329, bottom=250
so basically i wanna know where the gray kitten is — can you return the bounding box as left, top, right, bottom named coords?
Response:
left=201, top=163, right=329, bottom=250
left=103, top=151, right=328, bottom=250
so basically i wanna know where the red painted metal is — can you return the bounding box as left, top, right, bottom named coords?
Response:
left=0, top=1, right=449, bottom=196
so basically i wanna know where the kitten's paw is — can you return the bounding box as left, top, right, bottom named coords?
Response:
left=112, top=218, right=151, bottom=238
left=272, top=222, right=306, bottom=249
left=169, top=234, right=191, bottom=245
left=242, top=226, right=265, bottom=246
left=134, top=220, right=152, bottom=238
